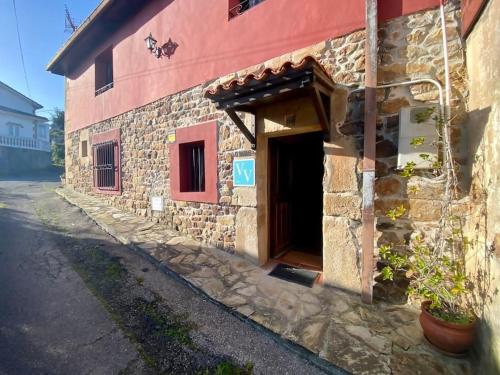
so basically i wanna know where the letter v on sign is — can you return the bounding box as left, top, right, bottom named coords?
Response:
left=233, top=158, right=255, bottom=187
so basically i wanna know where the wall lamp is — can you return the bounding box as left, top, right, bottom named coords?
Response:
left=144, top=33, right=178, bottom=59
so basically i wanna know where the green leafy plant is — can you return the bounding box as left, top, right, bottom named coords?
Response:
left=379, top=107, right=476, bottom=324
left=386, top=205, right=406, bottom=221
left=380, top=236, right=474, bottom=324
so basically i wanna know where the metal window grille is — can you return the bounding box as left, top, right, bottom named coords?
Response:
left=229, top=0, right=265, bottom=18
left=93, top=140, right=118, bottom=190
left=180, top=142, right=205, bottom=192
left=190, top=143, right=205, bottom=192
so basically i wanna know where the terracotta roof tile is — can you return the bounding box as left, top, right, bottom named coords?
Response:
left=205, top=56, right=331, bottom=98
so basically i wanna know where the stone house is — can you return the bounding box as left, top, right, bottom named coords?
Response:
left=47, top=0, right=499, bottom=369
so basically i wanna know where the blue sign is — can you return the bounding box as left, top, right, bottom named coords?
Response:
left=233, top=158, right=255, bottom=187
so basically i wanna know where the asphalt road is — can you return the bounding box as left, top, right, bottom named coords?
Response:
left=0, top=172, right=139, bottom=375
left=0, top=172, right=336, bottom=375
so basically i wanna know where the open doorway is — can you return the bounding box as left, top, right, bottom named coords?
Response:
left=268, top=131, right=324, bottom=271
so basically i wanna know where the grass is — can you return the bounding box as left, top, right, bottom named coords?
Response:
left=141, top=301, right=196, bottom=347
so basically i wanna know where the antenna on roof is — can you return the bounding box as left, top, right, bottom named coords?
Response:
left=64, top=4, right=78, bottom=33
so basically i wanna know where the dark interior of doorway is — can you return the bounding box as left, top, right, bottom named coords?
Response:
left=269, top=131, right=324, bottom=271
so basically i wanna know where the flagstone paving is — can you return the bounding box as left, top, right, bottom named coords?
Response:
left=57, top=187, right=472, bottom=375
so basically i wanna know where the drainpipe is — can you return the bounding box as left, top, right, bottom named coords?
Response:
left=361, top=0, right=377, bottom=304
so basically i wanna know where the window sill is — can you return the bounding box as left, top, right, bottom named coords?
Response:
left=95, top=82, right=114, bottom=96
left=172, top=191, right=216, bottom=204
left=92, top=187, right=121, bottom=195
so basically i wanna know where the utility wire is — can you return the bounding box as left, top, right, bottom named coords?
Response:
left=12, top=0, right=31, bottom=98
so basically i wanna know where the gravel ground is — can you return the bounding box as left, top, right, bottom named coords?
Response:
left=0, top=172, right=341, bottom=375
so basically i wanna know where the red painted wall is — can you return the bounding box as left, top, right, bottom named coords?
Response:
left=66, top=0, right=440, bottom=132
left=461, top=0, right=488, bottom=37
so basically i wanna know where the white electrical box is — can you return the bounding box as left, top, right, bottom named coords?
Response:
left=151, top=196, right=164, bottom=211
left=397, top=106, right=439, bottom=169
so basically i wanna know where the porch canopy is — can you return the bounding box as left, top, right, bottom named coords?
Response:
left=204, top=56, right=335, bottom=149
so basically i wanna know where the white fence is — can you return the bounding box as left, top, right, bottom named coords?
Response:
left=0, top=135, right=50, bottom=152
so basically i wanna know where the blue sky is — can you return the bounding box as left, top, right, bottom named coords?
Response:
left=0, top=0, right=100, bottom=118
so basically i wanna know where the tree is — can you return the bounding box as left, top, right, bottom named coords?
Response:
left=50, top=109, right=65, bottom=166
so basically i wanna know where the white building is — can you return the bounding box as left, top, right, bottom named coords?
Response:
left=0, top=81, right=52, bottom=174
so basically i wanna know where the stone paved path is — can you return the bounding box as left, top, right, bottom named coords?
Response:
left=57, top=187, right=472, bottom=375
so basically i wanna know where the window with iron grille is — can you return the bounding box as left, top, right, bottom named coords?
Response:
left=179, top=141, right=205, bottom=192
left=229, top=0, right=265, bottom=18
left=93, top=140, right=119, bottom=190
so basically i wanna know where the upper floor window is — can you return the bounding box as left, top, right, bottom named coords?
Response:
left=95, top=47, right=113, bottom=96
left=7, top=122, right=22, bottom=137
left=229, top=0, right=265, bottom=19
left=37, top=124, right=48, bottom=139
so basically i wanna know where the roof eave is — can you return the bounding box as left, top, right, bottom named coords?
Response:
left=46, top=0, right=114, bottom=75
left=0, top=81, right=43, bottom=109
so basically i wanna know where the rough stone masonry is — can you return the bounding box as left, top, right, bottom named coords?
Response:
left=64, top=1, right=467, bottom=296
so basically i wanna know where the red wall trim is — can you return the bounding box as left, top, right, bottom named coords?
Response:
left=169, top=121, right=218, bottom=204
left=91, top=128, right=121, bottom=195
left=461, top=0, right=489, bottom=37
left=65, top=0, right=441, bottom=132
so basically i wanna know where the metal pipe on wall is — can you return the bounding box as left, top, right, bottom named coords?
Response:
left=361, top=0, right=378, bottom=304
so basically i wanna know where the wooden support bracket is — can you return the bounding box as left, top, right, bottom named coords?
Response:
left=310, top=85, right=335, bottom=142
left=225, top=108, right=256, bottom=149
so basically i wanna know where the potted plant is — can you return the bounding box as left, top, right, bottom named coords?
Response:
left=379, top=233, right=476, bottom=355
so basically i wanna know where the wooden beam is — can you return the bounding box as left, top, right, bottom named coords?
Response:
left=225, top=109, right=256, bottom=149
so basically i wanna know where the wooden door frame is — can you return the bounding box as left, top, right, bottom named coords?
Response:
left=256, top=126, right=323, bottom=265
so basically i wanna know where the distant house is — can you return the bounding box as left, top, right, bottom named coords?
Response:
left=0, top=81, right=51, bottom=174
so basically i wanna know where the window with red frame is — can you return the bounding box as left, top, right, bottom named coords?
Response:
left=91, top=128, right=121, bottom=194
left=93, top=140, right=119, bottom=191
left=169, top=121, right=218, bottom=204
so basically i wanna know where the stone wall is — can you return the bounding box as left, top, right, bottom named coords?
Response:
left=64, top=2, right=467, bottom=294
left=0, top=146, right=52, bottom=175
left=463, top=0, right=500, bottom=372
left=65, top=85, right=248, bottom=251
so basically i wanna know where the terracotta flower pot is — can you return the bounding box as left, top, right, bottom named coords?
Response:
left=419, top=301, right=476, bottom=355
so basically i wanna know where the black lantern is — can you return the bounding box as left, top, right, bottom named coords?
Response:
left=145, top=33, right=178, bottom=59
left=144, top=33, right=157, bottom=52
